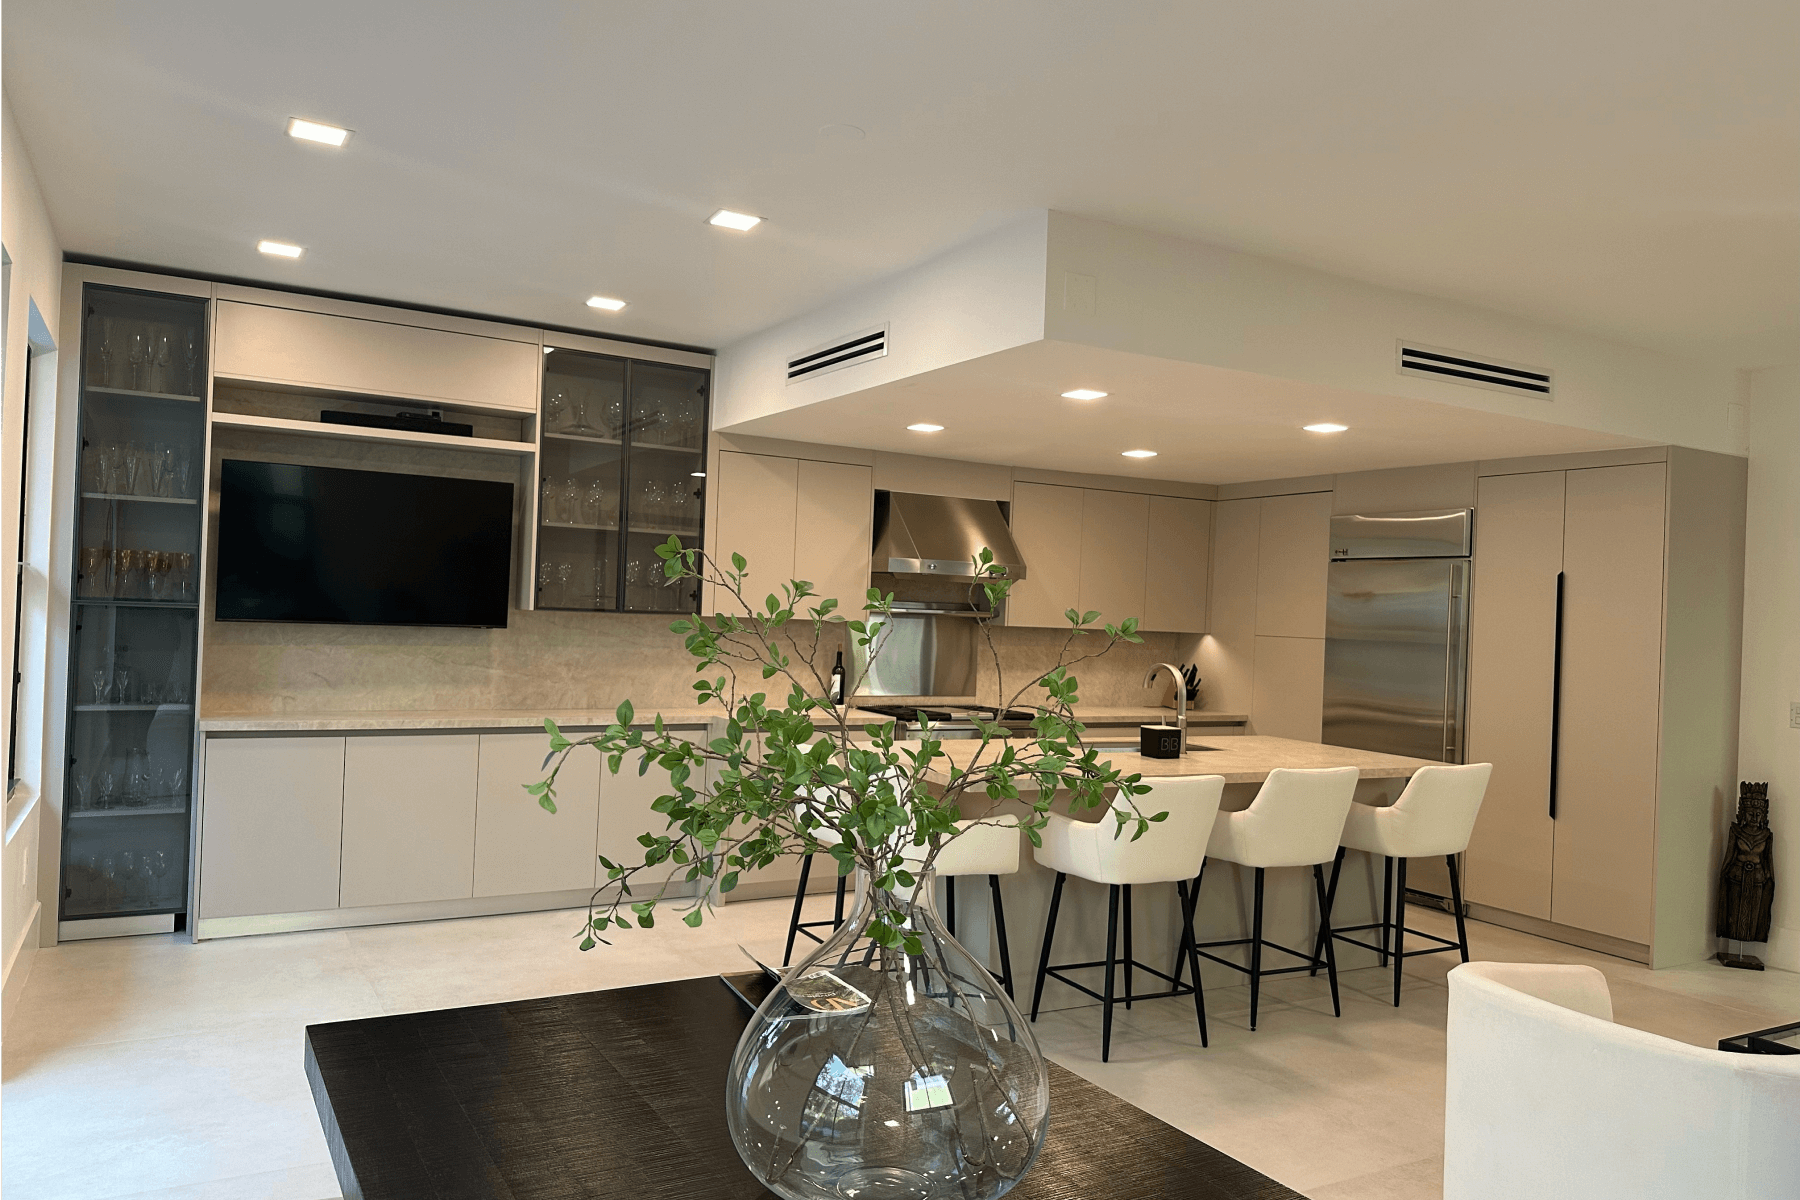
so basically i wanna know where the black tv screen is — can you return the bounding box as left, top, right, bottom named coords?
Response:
left=216, top=460, right=514, bottom=628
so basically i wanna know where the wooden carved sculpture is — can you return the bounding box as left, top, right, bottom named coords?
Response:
left=1716, top=781, right=1775, bottom=970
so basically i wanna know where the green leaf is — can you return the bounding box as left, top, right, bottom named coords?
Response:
left=579, top=936, right=596, bottom=951
left=732, top=551, right=747, bottom=572
left=683, top=909, right=704, bottom=928
left=616, top=700, right=635, bottom=728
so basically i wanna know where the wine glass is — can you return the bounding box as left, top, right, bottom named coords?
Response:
left=175, top=448, right=194, bottom=499
left=545, top=390, right=567, bottom=434
left=100, top=856, right=118, bottom=900
left=147, top=851, right=171, bottom=903
left=169, top=767, right=188, bottom=800
left=153, top=334, right=172, bottom=393
left=128, top=748, right=151, bottom=806
left=537, top=559, right=554, bottom=600
left=604, top=395, right=624, bottom=439
left=73, top=773, right=92, bottom=813
left=540, top=479, right=557, bottom=524
left=559, top=479, right=580, bottom=525
left=556, top=561, right=574, bottom=606
left=584, top=479, right=605, bottom=526
left=98, top=771, right=116, bottom=811
left=91, top=667, right=110, bottom=705
left=128, top=333, right=147, bottom=389
left=97, top=319, right=114, bottom=387
left=184, top=330, right=200, bottom=394
left=114, top=665, right=133, bottom=705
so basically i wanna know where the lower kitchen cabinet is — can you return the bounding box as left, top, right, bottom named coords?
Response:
left=474, top=731, right=602, bottom=897
left=596, top=733, right=703, bottom=893
left=198, top=736, right=346, bottom=919
left=340, top=734, right=480, bottom=908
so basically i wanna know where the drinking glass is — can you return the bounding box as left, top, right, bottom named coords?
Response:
left=538, top=560, right=554, bottom=600
left=128, top=333, right=146, bottom=389
left=604, top=396, right=624, bottom=439
left=583, top=480, right=605, bottom=526
left=110, top=548, right=131, bottom=598
left=148, top=851, right=171, bottom=903
left=540, top=479, right=558, bottom=524
left=560, top=480, right=580, bottom=525
left=153, top=334, right=172, bottom=393
left=556, top=561, right=574, bottom=606
left=98, top=772, right=115, bottom=810
left=592, top=562, right=612, bottom=608
left=175, top=449, right=194, bottom=499
left=569, top=400, right=598, bottom=435
left=114, top=665, right=133, bottom=705
left=128, top=748, right=150, bottom=805
left=150, top=445, right=173, bottom=497
left=184, top=330, right=200, bottom=395
left=101, top=856, right=118, bottom=900
left=546, top=391, right=568, bottom=433
left=123, top=444, right=143, bottom=495
left=80, top=547, right=108, bottom=597
left=73, top=773, right=92, bottom=813
left=97, top=319, right=114, bottom=387
left=91, top=668, right=109, bottom=705
left=169, top=767, right=188, bottom=799
left=173, top=552, right=194, bottom=602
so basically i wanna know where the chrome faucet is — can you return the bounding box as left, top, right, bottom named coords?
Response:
left=1144, top=662, right=1187, bottom=751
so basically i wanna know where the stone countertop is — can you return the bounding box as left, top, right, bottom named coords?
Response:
left=927, top=734, right=1435, bottom=786
left=197, top=704, right=1247, bottom=734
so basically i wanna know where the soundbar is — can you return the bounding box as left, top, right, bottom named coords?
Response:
left=321, top=410, right=474, bottom=437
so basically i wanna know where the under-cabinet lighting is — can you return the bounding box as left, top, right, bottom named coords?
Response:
left=586, top=295, right=627, bottom=312
left=1061, top=389, right=1108, bottom=401
left=1121, top=449, right=1157, bottom=458
left=257, top=240, right=304, bottom=258
left=287, top=117, right=352, bottom=147
left=1303, top=423, right=1349, bottom=433
left=906, top=423, right=945, bottom=433
left=708, top=209, right=763, bottom=231
left=691, top=471, right=707, bottom=478
left=543, top=346, right=555, bottom=355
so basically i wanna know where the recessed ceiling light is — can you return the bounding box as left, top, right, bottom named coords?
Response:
left=907, top=423, right=944, bottom=433
left=257, top=240, right=303, bottom=258
left=287, top=117, right=351, bottom=147
left=586, top=296, right=627, bottom=312
left=1303, top=423, right=1349, bottom=433
left=1121, top=449, right=1157, bottom=458
left=708, top=209, right=763, bottom=232
left=1062, top=389, right=1108, bottom=401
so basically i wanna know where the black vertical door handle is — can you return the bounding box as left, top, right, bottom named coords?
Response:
left=1549, top=571, right=1565, bottom=820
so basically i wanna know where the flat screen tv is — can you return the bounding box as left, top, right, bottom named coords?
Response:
left=216, top=460, right=514, bottom=628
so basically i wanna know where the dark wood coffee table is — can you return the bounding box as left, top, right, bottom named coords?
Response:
left=304, top=975, right=1301, bottom=1200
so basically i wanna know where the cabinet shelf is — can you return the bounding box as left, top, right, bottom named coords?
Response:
left=69, top=802, right=189, bottom=819
left=86, top=385, right=204, bottom=404
left=541, top=520, right=618, bottom=532
left=211, top=411, right=535, bottom=455
left=75, top=598, right=199, bottom=610
left=628, top=525, right=700, bottom=537
left=633, top=442, right=704, bottom=455
left=74, top=704, right=194, bottom=713
left=81, top=492, right=200, bottom=505
left=544, top=430, right=623, bottom=446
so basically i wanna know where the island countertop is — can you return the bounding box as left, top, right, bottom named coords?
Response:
left=926, top=733, right=1436, bottom=786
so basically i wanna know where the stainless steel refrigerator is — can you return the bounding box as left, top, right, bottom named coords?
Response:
left=1324, top=509, right=1472, bottom=898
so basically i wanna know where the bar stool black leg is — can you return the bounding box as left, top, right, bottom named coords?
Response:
left=1391, top=857, right=1408, bottom=1007
left=1379, top=856, right=1394, bottom=967
left=1176, top=879, right=1209, bottom=1048
left=1313, top=863, right=1341, bottom=1017
left=1249, top=867, right=1265, bottom=1032
left=945, top=875, right=957, bottom=938
left=784, top=853, right=814, bottom=966
left=834, top=871, right=847, bottom=927
left=1311, top=847, right=1346, bottom=976
left=1030, top=872, right=1066, bottom=1021
left=1447, top=854, right=1471, bottom=962
left=1174, top=863, right=1205, bottom=987
left=1122, top=885, right=1135, bottom=1010
left=989, top=874, right=1014, bottom=998
left=1102, top=884, right=1120, bottom=1062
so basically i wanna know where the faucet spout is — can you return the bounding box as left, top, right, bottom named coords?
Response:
left=1144, top=662, right=1188, bottom=749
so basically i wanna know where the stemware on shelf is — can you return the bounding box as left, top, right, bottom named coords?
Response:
left=128, top=333, right=146, bottom=389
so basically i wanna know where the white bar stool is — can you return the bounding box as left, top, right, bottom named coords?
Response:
left=1028, top=775, right=1226, bottom=1062
left=903, top=815, right=1023, bottom=997
left=1193, top=765, right=1360, bottom=1031
left=1314, top=762, right=1492, bottom=1006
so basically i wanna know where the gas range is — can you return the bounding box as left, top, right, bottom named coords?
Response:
left=854, top=703, right=1038, bottom=740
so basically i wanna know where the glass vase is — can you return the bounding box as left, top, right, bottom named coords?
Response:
left=726, top=867, right=1050, bottom=1200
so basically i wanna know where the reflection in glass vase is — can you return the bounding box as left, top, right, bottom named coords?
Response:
left=726, top=869, right=1050, bottom=1200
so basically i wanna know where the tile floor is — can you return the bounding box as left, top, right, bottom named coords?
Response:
left=3, top=897, right=1794, bottom=1200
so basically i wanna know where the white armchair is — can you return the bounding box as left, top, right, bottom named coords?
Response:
left=1444, top=961, right=1800, bottom=1200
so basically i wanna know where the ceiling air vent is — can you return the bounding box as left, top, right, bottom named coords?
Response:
left=1397, top=341, right=1552, bottom=398
left=787, top=325, right=888, bottom=384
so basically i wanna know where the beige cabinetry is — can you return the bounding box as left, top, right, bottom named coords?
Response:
left=707, top=451, right=873, bottom=617
left=473, top=732, right=603, bottom=898
left=1007, top=483, right=1211, bottom=632
left=213, top=300, right=541, bottom=412
left=1254, top=492, right=1331, bottom=638
left=596, top=733, right=705, bottom=894
left=1465, top=451, right=1746, bottom=965
left=198, top=736, right=346, bottom=919
left=340, top=734, right=481, bottom=908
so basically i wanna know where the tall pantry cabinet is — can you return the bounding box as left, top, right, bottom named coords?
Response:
left=1464, top=449, right=1746, bottom=967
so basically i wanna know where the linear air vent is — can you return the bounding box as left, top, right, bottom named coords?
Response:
left=787, top=325, right=888, bottom=383
left=1397, top=341, right=1553, bottom=398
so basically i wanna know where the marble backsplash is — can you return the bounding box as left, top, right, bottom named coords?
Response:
left=201, top=611, right=1204, bottom=717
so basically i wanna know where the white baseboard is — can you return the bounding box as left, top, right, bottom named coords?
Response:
left=1465, top=902, right=1651, bottom=965
left=59, top=913, right=175, bottom=941
left=2, top=899, right=43, bottom=1027
left=1749, top=922, right=1799, bottom=974
left=193, top=884, right=692, bottom=940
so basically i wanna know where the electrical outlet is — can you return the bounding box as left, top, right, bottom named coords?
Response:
left=1789, top=702, right=1800, bottom=730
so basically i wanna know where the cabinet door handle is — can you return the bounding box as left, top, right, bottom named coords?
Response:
left=1549, top=570, right=1564, bottom=820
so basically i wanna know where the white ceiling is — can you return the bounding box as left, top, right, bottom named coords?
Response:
left=730, top=341, right=1649, bottom=484
left=5, top=1, right=1795, bottom=365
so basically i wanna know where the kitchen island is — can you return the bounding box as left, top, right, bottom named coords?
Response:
left=924, top=734, right=1443, bottom=1020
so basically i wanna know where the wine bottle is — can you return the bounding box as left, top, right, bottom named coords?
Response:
left=829, top=651, right=846, bottom=704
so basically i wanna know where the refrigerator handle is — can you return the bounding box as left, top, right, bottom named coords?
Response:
left=1444, top=560, right=1470, bottom=762
left=1549, top=571, right=1565, bottom=820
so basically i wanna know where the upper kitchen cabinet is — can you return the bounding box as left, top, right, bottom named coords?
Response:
left=533, top=349, right=710, bottom=614
left=705, top=450, right=873, bottom=619
left=1254, top=491, right=1331, bottom=638
left=212, top=300, right=540, bottom=412
left=1007, top=482, right=1211, bottom=632
left=1464, top=450, right=1747, bottom=968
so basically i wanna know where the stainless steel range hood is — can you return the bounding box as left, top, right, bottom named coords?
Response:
left=872, top=491, right=1028, bottom=580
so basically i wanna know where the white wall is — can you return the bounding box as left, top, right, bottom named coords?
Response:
left=1736, top=364, right=1799, bottom=972
left=1043, top=211, right=1742, bottom=457
left=712, top=212, right=1048, bottom=429
left=3, top=90, right=64, bottom=1020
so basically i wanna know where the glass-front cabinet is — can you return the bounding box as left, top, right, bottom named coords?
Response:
left=60, top=285, right=206, bottom=923
left=535, top=349, right=707, bottom=613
